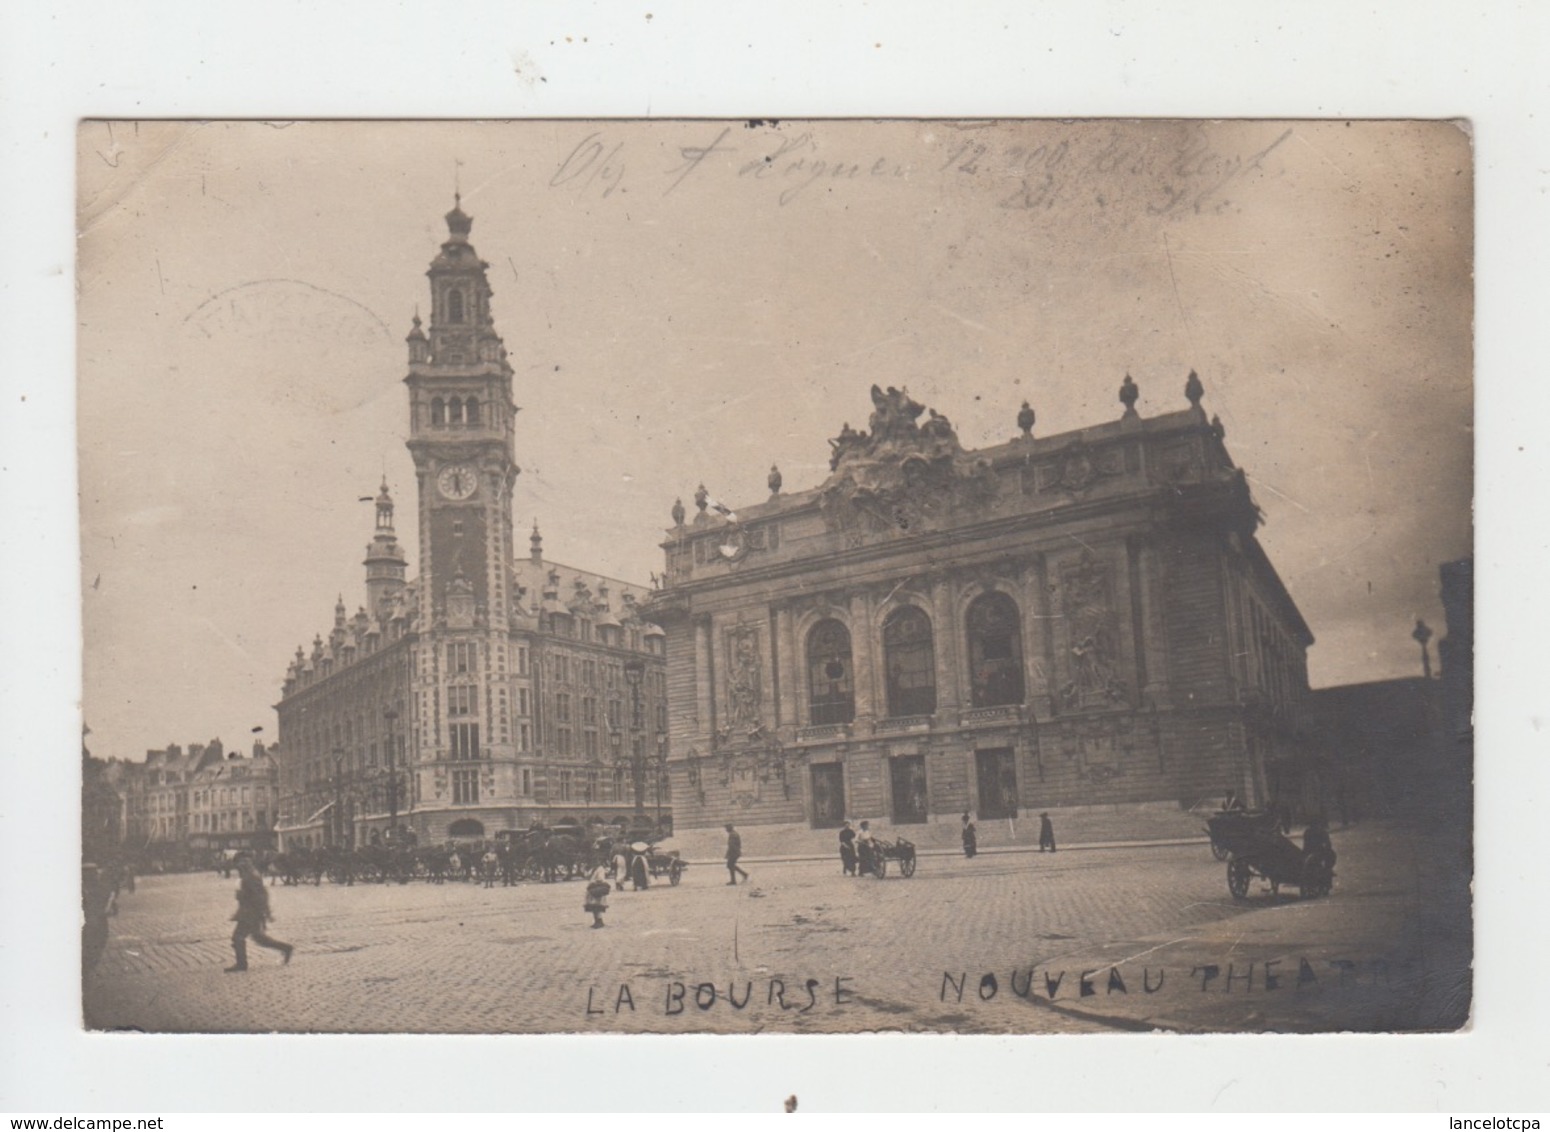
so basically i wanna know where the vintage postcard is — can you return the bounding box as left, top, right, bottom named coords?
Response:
left=78, top=119, right=1472, bottom=1036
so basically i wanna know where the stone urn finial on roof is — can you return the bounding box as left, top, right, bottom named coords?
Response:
left=1185, top=369, right=1205, bottom=410
left=1119, top=374, right=1140, bottom=417
left=1017, top=400, right=1035, bottom=438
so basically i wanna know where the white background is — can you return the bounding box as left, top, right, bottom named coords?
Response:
left=2, top=0, right=1546, bottom=1114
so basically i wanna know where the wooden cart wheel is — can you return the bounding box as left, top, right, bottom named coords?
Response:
left=669, top=860, right=683, bottom=886
left=1211, top=841, right=1231, bottom=862
left=873, top=855, right=887, bottom=878
left=900, top=852, right=917, bottom=877
left=1227, top=857, right=1251, bottom=899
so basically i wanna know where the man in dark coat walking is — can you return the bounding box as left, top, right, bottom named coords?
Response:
left=226, top=855, right=293, bottom=972
left=1038, top=812, right=1057, bottom=853
left=724, top=823, right=750, bottom=885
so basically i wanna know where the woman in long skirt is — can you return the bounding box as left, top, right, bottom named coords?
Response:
left=584, top=864, right=611, bottom=928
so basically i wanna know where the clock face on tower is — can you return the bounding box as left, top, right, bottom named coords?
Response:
left=436, top=463, right=478, bottom=501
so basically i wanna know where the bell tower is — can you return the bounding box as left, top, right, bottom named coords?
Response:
left=404, top=196, right=521, bottom=631
left=405, top=198, right=522, bottom=779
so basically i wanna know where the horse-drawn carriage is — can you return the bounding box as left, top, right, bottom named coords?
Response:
left=493, top=825, right=595, bottom=882
left=634, top=840, right=688, bottom=885
left=1204, top=808, right=1284, bottom=861
left=1206, top=812, right=1335, bottom=900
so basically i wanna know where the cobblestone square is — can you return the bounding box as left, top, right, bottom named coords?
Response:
left=84, top=823, right=1463, bottom=1035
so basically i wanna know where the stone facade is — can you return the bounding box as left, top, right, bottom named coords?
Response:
left=646, top=381, right=1313, bottom=830
left=119, top=739, right=278, bottom=851
left=273, top=202, right=667, bottom=849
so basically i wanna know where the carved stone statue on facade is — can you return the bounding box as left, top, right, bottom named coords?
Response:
left=820, top=387, right=996, bottom=535
left=671, top=497, right=686, bottom=527
left=725, top=622, right=763, bottom=732
left=868, top=384, right=926, bottom=443
left=1017, top=401, right=1036, bottom=438
left=828, top=422, right=867, bottom=471
left=921, top=408, right=955, bottom=442
left=1056, top=553, right=1128, bottom=710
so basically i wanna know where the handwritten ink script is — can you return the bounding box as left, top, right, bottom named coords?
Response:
left=546, top=123, right=1294, bottom=216
left=582, top=956, right=1422, bottom=1026
left=939, top=955, right=1406, bottom=1004
left=584, top=975, right=855, bottom=1017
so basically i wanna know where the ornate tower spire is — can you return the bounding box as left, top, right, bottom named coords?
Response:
left=364, top=478, right=408, bottom=616
left=406, top=309, right=428, bottom=364
left=530, top=521, right=543, bottom=564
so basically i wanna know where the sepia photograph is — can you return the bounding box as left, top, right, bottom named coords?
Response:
left=76, top=118, right=1474, bottom=1038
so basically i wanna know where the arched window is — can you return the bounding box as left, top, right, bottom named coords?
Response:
left=883, top=605, right=936, bottom=717
left=446, top=289, right=465, bottom=323
left=431, top=397, right=445, bottom=426
left=806, top=619, right=855, bottom=726
left=447, top=817, right=484, bottom=838
left=966, top=592, right=1025, bottom=707
left=448, top=396, right=464, bottom=425
left=464, top=397, right=480, bottom=426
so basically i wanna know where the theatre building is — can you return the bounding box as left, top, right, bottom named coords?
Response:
left=273, top=201, right=666, bottom=849
left=645, top=378, right=1313, bottom=830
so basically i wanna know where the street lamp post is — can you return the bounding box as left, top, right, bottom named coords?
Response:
left=384, top=707, right=400, bottom=841
left=625, top=657, right=646, bottom=818
left=331, top=749, right=346, bottom=849
left=654, top=730, right=667, bottom=830
left=610, top=727, right=622, bottom=816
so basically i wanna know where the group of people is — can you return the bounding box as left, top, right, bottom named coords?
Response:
left=837, top=819, right=876, bottom=876
left=960, top=811, right=1058, bottom=858
left=584, top=822, right=747, bottom=929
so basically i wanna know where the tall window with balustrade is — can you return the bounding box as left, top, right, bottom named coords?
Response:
left=883, top=605, right=936, bottom=718
left=806, top=619, right=855, bottom=725
left=966, top=592, right=1026, bottom=708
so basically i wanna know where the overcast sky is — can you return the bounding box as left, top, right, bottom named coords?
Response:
left=77, top=119, right=1473, bottom=763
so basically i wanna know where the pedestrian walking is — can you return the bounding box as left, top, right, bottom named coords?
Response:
left=961, top=813, right=978, bottom=859
left=1038, top=811, right=1057, bottom=853
left=225, top=855, right=293, bottom=973
left=81, top=863, right=113, bottom=979
left=583, top=864, right=611, bottom=929
left=724, top=823, right=750, bottom=885
left=629, top=842, right=651, bottom=890
left=481, top=847, right=498, bottom=888
left=612, top=842, right=631, bottom=892
left=856, top=820, right=876, bottom=876
left=838, top=820, right=858, bottom=876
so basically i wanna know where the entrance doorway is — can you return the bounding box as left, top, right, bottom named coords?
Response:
left=810, top=763, right=846, bottom=828
left=889, top=756, right=928, bottom=824
left=975, top=748, right=1019, bottom=820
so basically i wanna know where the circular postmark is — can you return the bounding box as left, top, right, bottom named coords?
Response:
left=180, top=278, right=393, bottom=414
